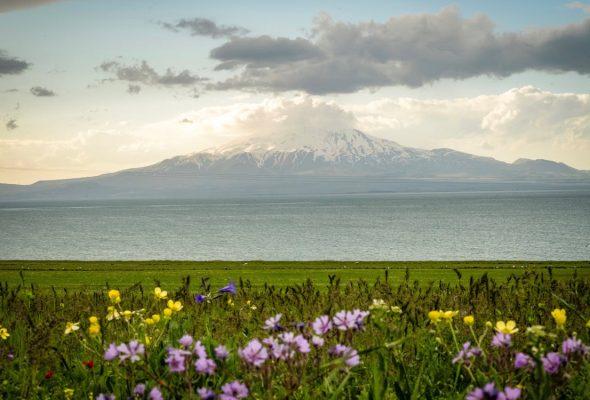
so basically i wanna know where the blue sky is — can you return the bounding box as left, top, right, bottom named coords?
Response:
left=1, top=0, right=589, bottom=183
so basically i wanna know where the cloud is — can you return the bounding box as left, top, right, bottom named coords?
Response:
left=208, top=8, right=590, bottom=94
left=567, top=2, right=590, bottom=14
left=30, top=86, right=56, bottom=97
left=0, top=51, right=30, bottom=75
left=127, top=84, right=141, bottom=94
left=160, top=18, right=249, bottom=38
left=99, top=60, right=205, bottom=88
left=5, top=119, right=17, bottom=131
left=0, top=0, right=62, bottom=13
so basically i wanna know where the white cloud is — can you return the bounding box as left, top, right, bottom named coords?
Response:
left=1, top=86, right=589, bottom=184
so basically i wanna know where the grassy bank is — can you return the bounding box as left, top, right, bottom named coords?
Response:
left=0, top=260, right=589, bottom=289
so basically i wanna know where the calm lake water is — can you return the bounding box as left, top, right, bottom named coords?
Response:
left=0, top=191, right=589, bottom=260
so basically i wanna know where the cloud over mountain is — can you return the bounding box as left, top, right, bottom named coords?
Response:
left=209, top=8, right=590, bottom=94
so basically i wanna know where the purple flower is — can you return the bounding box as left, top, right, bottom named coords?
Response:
left=491, top=332, right=512, bottom=348
left=238, top=339, right=268, bottom=367
left=96, top=395, right=115, bottom=400
left=148, top=387, right=163, bottom=400
left=351, top=309, right=370, bottom=329
left=562, top=337, right=589, bottom=356
left=263, top=314, right=283, bottom=331
left=133, top=384, right=146, bottom=396
left=194, top=340, right=208, bottom=359
left=166, top=349, right=187, bottom=373
left=466, top=383, right=499, bottom=400
left=179, top=335, right=193, bottom=348
left=514, top=352, right=535, bottom=369
left=218, top=280, right=236, bottom=295
left=312, top=335, right=324, bottom=347
left=542, top=352, right=565, bottom=374
left=329, top=344, right=360, bottom=367
left=312, top=315, right=332, bottom=335
left=198, top=387, right=216, bottom=400
left=219, top=380, right=248, bottom=400
left=103, top=343, right=119, bottom=361
left=195, top=357, right=216, bottom=375
left=117, top=340, right=145, bottom=363
left=214, top=345, right=230, bottom=361
left=194, top=294, right=207, bottom=304
left=294, top=335, right=310, bottom=353
left=452, top=341, right=481, bottom=366
left=333, top=311, right=357, bottom=331
left=498, top=386, right=521, bottom=400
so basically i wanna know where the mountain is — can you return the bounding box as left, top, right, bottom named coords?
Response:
left=1, top=129, right=589, bottom=201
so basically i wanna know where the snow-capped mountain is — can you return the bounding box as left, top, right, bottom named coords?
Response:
left=1, top=129, right=589, bottom=200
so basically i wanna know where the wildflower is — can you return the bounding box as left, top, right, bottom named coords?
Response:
left=369, top=299, right=389, bottom=310
left=495, top=320, right=518, bottom=334
left=89, top=316, right=98, bottom=324
left=149, top=387, right=164, bottom=400
left=167, top=300, right=183, bottom=312
left=198, top=387, right=216, bottom=400
left=219, top=380, right=248, bottom=400
left=351, top=309, right=370, bottom=329
left=106, top=306, right=120, bottom=321
left=491, top=332, right=512, bottom=348
left=542, top=352, right=565, bottom=374
left=239, top=339, right=268, bottom=367
left=195, top=357, right=216, bottom=375
left=122, top=310, right=133, bottom=321
left=64, top=322, right=80, bottom=335
left=107, top=289, right=121, bottom=304
left=44, top=370, right=54, bottom=379
left=194, top=340, right=208, bottom=358
left=163, top=308, right=173, bottom=318
left=144, top=317, right=155, bottom=325
left=464, top=315, right=475, bottom=326
left=428, top=310, right=442, bottom=323
left=586, top=319, right=590, bottom=328
left=179, top=334, right=193, bottom=348
left=96, top=394, right=115, bottom=400
left=485, top=321, right=493, bottom=328
left=166, top=348, right=188, bottom=373
left=215, top=345, right=230, bottom=361
left=117, top=340, right=145, bottom=363
left=526, top=325, right=546, bottom=337
left=154, top=287, right=168, bottom=300
left=88, top=323, right=101, bottom=336
left=152, top=314, right=161, bottom=322
left=466, top=383, right=499, bottom=400
left=218, top=280, right=237, bottom=295
left=562, top=337, right=589, bottom=356
left=64, top=388, right=75, bottom=400
left=441, top=310, right=459, bottom=320
left=247, top=300, right=257, bottom=310
left=514, top=352, right=535, bottom=369
left=499, top=386, right=522, bottom=400
left=133, top=384, right=146, bottom=396
left=195, top=294, right=207, bottom=304
left=293, top=334, right=311, bottom=353
left=312, top=335, right=325, bottom=347
left=227, top=298, right=234, bottom=307
left=263, top=313, right=283, bottom=331
left=333, top=310, right=357, bottom=330
left=452, top=341, right=481, bottom=366
left=104, top=343, right=119, bottom=361
left=328, top=344, right=360, bottom=367
left=82, top=359, right=94, bottom=369
left=551, top=308, right=566, bottom=329
left=0, top=326, right=9, bottom=340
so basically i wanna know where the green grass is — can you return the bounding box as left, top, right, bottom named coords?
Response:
left=1, top=260, right=588, bottom=289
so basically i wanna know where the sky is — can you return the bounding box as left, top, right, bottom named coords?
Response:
left=1, top=0, right=590, bottom=184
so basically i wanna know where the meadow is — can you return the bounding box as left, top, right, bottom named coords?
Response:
left=0, top=261, right=589, bottom=399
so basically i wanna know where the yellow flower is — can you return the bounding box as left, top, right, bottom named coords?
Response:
left=152, top=314, right=161, bottom=322
left=64, top=322, right=80, bottom=335
left=464, top=315, right=475, bottom=326
left=551, top=308, right=566, bottom=328
left=106, top=306, right=120, bottom=321
left=485, top=321, right=493, bottom=328
left=441, top=310, right=459, bottom=320
left=163, top=308, right=173, bottom=318
left=64, top=388, right=75, bottom=400
left=586, top=319, right=590, bottom=328
left=144, top=335, right=151, bottom=346
left=0, top=327, right=9, bottom=340
left=154, top=287, right=168, bottom=300
left=144, top=318, right=155, bottom=325
left=227, top=298, right=234, bottom=307
left=122, top=310, right=133, bottom=321
left=88, top=316, right=98, bottom=324
left=88, top=323, right=100, bottom=336
left=167, top=300, right=183, bottom=312
left=495, top=320, right=518, bottom=334
left=108, top=289, right=121, bottom=304
left=428, top=310, right=442, bottom=323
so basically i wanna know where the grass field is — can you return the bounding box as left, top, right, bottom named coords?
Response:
left=0, top=260, right=589, bottom=289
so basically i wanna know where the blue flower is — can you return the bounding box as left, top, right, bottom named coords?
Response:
left=218, top=280, right=237, bottom=295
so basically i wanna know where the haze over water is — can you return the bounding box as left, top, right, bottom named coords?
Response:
left=1, top=191, right=589, bottom=261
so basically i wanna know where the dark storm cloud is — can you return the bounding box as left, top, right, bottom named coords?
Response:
left=208, top=8, right=590, bottom=94
left=0, top=51, right=30, bottom=75
left=30, top=86, right=56, bottom=97
left=160, top=18, right=249, bottom=38
left=0, top=0, right=62, bottom=13
left=5, top=119, right=17, bottom=131
left=99, top=60, right=205, bottom=87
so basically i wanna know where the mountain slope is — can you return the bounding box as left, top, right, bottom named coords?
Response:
left=1, top=129, right=589, bottom=200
